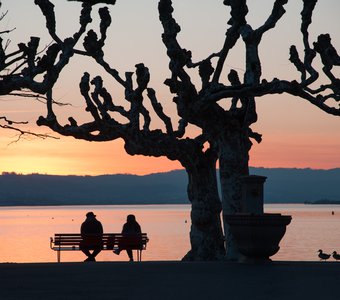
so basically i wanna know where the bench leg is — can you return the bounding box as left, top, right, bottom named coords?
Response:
left=57, top=251, right=61, bottom=263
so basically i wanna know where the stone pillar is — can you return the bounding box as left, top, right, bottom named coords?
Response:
left=240, top=175, right=267, bottom=214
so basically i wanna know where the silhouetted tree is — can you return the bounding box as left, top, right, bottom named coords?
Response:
left=0, top=1, right=50, bottom=139
left=0, top=0, right=96, bottom=94
left=0, top=0, right=93, bottom=139
left=35, top=0, right=225, bottom=261
left=35, top=0, right=339, bottom=260
left=157, top=0, right=340, bottom=258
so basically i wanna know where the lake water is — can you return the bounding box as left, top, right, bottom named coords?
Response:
left=0, top=204, right=339, bottom=263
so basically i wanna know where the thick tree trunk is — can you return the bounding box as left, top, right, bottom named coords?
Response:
left=218, top=128, right=250, bottom=260
left=124, top=136, right=225, bottom=261
left=182, top=155, right=225, bottom=261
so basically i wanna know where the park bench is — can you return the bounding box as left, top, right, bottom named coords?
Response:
left=50, top=233, right=149, bottom=262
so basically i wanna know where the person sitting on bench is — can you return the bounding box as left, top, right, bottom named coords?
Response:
left=114, top=214, right=142, bottom=261
left=80, top=212, right=103, bottom=262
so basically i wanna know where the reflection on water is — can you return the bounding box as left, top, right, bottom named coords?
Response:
left=266, top=204, right=340, bottom=261
left=0, top=204, right=339, bottom=263
left=0, top=205, right=190, bottom=263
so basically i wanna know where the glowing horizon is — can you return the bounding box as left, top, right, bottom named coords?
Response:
left=0, top=131, right=338, bottom=176
left=0, top=0, right=339, bottom=176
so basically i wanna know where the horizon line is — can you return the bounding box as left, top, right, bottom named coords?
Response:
left=1, top=166, right=339, bottom=177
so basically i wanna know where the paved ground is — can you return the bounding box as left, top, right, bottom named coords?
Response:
left=0, top=261, right=339, bottom=300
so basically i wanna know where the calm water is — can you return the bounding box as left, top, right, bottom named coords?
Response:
left=0, top=204, right=339, bottom=263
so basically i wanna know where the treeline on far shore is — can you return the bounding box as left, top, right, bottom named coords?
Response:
left=0, top=167, right=339, bottom=206
left=304, top=199, right=340, bottom=205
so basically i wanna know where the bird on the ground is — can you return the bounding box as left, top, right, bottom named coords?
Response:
left=332, top=251, right=340, bottom=261
left=318, top=249, right=331, bottom=261
left=67, top=0, right=116, bottom=5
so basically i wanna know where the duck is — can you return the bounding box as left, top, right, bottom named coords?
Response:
left=332, top=251, right=340, bottom=261
left=318, top=249, right=331, bottom=261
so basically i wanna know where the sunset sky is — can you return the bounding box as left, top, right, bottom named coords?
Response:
left=0, top=0, right=339, bottom=175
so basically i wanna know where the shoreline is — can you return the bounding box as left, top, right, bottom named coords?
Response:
left=1, top=261, right=339, bottom=300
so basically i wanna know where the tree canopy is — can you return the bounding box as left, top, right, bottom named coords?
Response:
left=1, top=0, right=339, bottom=260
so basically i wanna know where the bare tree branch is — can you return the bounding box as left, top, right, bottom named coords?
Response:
left=0, top=115, right=58, bottom=143
left=33, top=0, right=339, bottom=261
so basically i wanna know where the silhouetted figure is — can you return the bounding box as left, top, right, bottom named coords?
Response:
left=114, top=214, right=142, bottom=261
left=332, top=251, right=340, bottom=261
left=317, top=249, right=331, bottom=261
left=80, top=212, right=103, bottom=262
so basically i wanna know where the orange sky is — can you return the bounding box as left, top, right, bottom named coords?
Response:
left=0, top=0, right=339, bottom=175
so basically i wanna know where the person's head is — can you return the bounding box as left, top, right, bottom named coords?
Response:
left=86, top=212, right=96, bottom=219
left=127, top=214, right=136, bottom=223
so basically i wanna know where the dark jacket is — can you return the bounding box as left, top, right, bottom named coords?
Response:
left=81, top=217, right=103, bottom=236
left=122, top=221, right=141, bottom=235
left=80, top=216, right=104, bottom=249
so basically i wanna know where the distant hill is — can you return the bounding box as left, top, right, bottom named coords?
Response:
left=249, top=167, right=340, bottom=204
left=0, top=171, right=188, bottom=206
left=0, top=168, right=339, bottom=206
